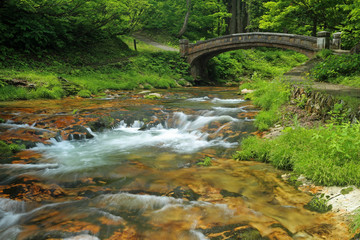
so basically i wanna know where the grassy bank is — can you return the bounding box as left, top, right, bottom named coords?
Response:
left=311, top=51, right=360, bottom=88
left=0, top=36, right=190, bottom=101
left=235, top=74, right=360, bottom=186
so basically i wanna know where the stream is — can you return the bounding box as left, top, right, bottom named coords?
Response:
left=0, top=87, right=350, bottom=239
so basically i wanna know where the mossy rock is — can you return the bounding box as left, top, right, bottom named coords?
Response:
left=166, top=186, right=200, bottom=201
left=88, top=115, right=116, bottom=132
left=304, top=195, right=332, bottom=213
left=0, top=140, right=25, bottom=158
left=199, top=224, right=270, bottom=240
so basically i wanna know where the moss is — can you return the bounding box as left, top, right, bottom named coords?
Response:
left=0, top=140, right=25, bottom=157
left=304, top=195, right=332, bottom=213
left=88, top=115, right=115, bottom=132
left=341, top=187, right=354, bottom=195
left=77, top=90, right=92, bottom=98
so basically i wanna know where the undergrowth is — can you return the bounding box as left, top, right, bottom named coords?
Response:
left=0, top=37, right=191, bottom=101
left=312, top=53, right=360, bottom=88
left=208, top=47, right=308, bottom=83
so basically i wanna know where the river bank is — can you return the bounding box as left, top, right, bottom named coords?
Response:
left=236, top=58, right=360, bottom=238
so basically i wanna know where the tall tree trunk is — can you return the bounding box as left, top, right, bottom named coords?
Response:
left=239, top=1, right=248, bottom=32
left=177, top=0, right=191, bottom=38
left=230, top=0, right=236, bottom=34
left=236, top=0, right=241, bottom=33
left=312, top=17, right=317, bottom=37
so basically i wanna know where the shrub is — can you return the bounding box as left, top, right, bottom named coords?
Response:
left=311, top=54, right=360, bottom=82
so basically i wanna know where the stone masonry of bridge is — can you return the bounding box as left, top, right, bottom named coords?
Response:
left=180, top=31, right=337, bottom=81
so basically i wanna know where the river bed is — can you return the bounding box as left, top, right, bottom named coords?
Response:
left=0, top=87, right=350, bottom=239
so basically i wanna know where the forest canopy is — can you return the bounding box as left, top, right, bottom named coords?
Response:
left=0, top=0, right=359, bottom=52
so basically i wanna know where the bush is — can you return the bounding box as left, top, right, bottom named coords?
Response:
left=312, top=54, right=360, bottom=82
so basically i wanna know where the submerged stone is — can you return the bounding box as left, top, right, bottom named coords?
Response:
left=199, top=224, right=269, bottom=240
left=166, top=186, right=201, bottom=201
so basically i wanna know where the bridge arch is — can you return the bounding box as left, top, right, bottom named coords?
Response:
left=180, top=32, right=323, bottom=81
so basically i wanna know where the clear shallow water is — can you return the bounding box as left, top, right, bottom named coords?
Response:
left=0, top=88, right=350, bottom=239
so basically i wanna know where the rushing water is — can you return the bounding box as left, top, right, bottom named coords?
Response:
left=0, top=87, right=350, bottom=239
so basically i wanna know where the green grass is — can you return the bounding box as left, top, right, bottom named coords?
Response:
left=197, top=156, right=213, bottom=166
left=352, top=210, right=360, bottom=234
left=235, top=70, right=360, bottom=187
left=0, top=36, right=190, bottom=101
left=234, top=122, right=360, bottom=186
left=240, top=75, right=291, bottom=130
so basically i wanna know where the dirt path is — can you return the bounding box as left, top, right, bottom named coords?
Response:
left=285, top=58, right=360, bottom=99
left=132, top=33, right=178, bottom=52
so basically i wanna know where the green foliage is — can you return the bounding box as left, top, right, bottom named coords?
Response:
left=311, top=53, right=360, bottom=88
left=0, top=38, right=190, bottom=101
left=0, top=141, right=25, bottom=157
left=340, top=187, right=354, bottom=195
left=294, top=94, right=308, bottom=109
left=208, top=48, right=308, bottom=83
left=259, top=0, right=348, bottom=37
left=197, top=156, right=212, bottom=166
left=316, top=49, right=334, bottom=60
left=77, top=90, right=92, bottom=98
left=240, top=76, right=291, bottom=130
left=143, top=0, right=230, bottom=40
left=327, top=103, right=349, bottom=125
left=234, top=122, right=360, bottom=186
left=341, top=1, right=360, bottom=49
left=233, top=136, right=271, bottom=162
left=312, top=54, right=360, bottom=82
left=0, top=0, right=146, bottom=53
left=286, top=173, right=303, bottom=188
left=304, top=194, right=332, bottom=213
left=352, top=209, right=360, bottom=233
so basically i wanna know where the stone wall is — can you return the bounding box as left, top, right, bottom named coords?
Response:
left=291, top=86, right=360, bottom=122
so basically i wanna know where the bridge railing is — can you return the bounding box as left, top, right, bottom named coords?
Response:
left=181, top=31, right=338, bottom=59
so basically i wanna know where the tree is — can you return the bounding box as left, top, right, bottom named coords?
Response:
left=0, top=0, right=149, bottom=52
left=259, top=0, right=349, bottom=36
left=341, top=0, right=360, bottom=48
left=177, top=0, right=191, bottom=38
left=142, top=0, right=230, bottom=40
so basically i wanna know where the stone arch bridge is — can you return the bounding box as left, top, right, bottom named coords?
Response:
left=180, top=32, right=334, bottom=81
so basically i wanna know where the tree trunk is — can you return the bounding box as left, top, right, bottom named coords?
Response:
left=312, top=17, right=317, bottom=37
left=236, top=0, right=241, bottom=33
left=240, top=1, right=248, bottom=32
left=177, top=0, right=191, bottom=38
left=230, top=0, right=236, bottom=34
